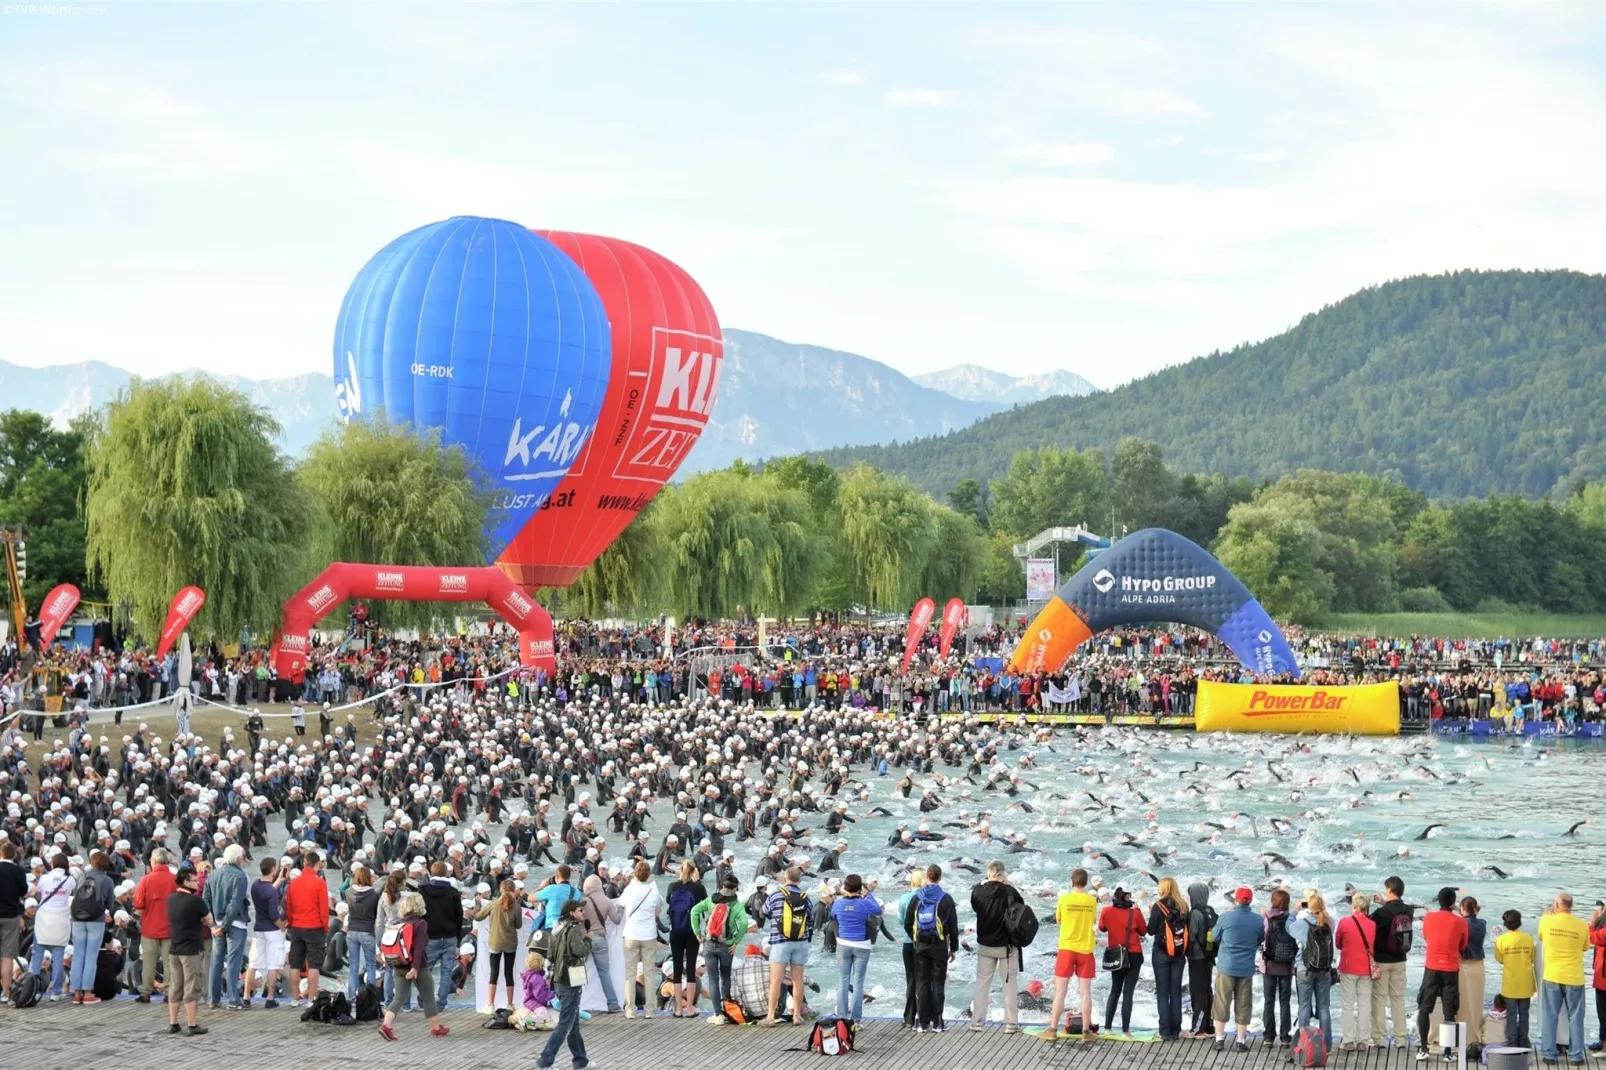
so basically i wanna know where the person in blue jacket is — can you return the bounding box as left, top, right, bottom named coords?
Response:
left=1211, top=886, right=1266, bottom=1053
left=829, top=874, right=884, bottom=1022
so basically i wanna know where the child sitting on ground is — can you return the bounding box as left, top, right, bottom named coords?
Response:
left=513, top=950, right=556, bottom=1031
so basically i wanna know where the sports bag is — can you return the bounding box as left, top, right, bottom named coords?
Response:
left=1161, top=902, right=1189, bottom=957
left=1303, top=922, right=1334, bottom=972
left=9, top=969, right=40, bottom=1009
left=69, top=879, right=103, bottom=922
left=378, top=920, right=415, bottom=968
left=809, top=1017, right=856, bottom=1055
left=706, top=901, right=730, bottom=942
left=1293, top=1024, right=1329, bottom=1067
left=778, top=889, right=809, bottom=941
left=1267, top=914, right=1298, bottom=965
left=1003, top=900, right=1039, bottom=948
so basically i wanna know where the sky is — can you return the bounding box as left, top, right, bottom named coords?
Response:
left=3, top=3, right=1605, bottom=387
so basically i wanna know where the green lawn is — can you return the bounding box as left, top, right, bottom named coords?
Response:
left=1318, top=612, right=1606, bottom=639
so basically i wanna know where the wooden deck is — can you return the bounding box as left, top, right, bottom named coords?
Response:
left=6, top=996, right=1454, bottom=1070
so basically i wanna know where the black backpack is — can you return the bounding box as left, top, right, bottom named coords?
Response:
left=1384, top=909, right=1414, bottom=957
left=1267, top=915, right=1299, bottom=965
left=10, top=970, right=41, bottom=1009
left=1189, top=904, right=1219, bottom=961
left=354, top=982, right=383, bottom=1022
left=1303, top=922, right=1334, bottom=972
left=1003, top=901, right=1040, bottom=948
left=69, top=879, right=103, bottom=922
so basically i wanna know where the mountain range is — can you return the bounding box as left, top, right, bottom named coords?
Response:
left=0, top=328, right=1095, bottom=467
left=819, top=270, right=1606, bottom=500
left=913, top=364, right=1097, bottom=404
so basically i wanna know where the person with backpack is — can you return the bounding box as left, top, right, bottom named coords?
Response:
left=831, top=872, right=884, bottom=1024
left=68, top=849, right=116, bottom=1004
left=618, top=860, right=663, bottom=1019
left=1335, top=893, right=1378, bottom=1052
left=761, top=865, right=813, bottom=1028
left=1262, top=887, right=1298, bottom=1048
left=29, top=853, right=74, bottom=1001
left=1416, top=886, right=1468, bottom=1063
left=1148, top=876, right=1189, bottom=1041
left=375, top=891, right=448, bottom=1041
left=1370, top=875, right=1415, bottom=1047
left=1186, top=881, right=1220, bottom=1038
left=666, top=859, right=709, bottom=1016
left=691, top=871, right=749, bottom=1022
left=968, top=860, right=1025, bottom=1034
left=902, top=863, right=958, bottom=1033
left=1100, top=885, right=1148, bottom=1037
left=1289, top=891, right=1337, bottom=1052
left=1211, top=886, right=1266, bottom=1053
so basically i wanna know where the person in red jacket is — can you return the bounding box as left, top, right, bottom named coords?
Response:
left=132, top=849, right=178, bottom=1002
left=1098, top=887, right=1148, bottom=1037
left=1416, top=886, right=1469, bottom=1061
left=283, top=850, right=331, bottom=1006
left=1590, top=903, right=1606, bottom=1055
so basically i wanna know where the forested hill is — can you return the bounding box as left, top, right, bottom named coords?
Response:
left=820, top=270, right=1606, bottom=499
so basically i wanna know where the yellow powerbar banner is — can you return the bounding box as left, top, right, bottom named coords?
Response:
left=1195, top=681, right=1400, bottom=735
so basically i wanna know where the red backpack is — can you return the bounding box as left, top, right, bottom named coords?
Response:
left=379, top=919, right=416, bottom=967
left=706, top=901, right=730, bottom=941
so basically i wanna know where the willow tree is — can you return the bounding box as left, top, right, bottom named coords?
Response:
left=297, top=418, right=498, bottom=629
left=564, top=501, right=666, bottom=619
left=919, top=504, right=985, bottom=604
left=654, top=471, right=824, bottom=619
left=835, top=463, right=940, bottom=611
left=85, top=377, right=317, bottom=639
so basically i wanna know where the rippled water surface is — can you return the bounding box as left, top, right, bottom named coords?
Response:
left=753, top=729, right=1604, bottom=1026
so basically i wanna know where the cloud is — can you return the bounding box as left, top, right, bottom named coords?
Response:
left=886, top=88, right=959, bottom=108
left=1013, top=142, right=1116, bottom=166
left=818, top=69, right=864, bottom=86
left=1244, top=149, right=1289, bottom=163
left=983, top=27, right=1205, bottom=119
left=6, top=65, right=282, bottom=181
left=340, top=144, right=685, bottom=220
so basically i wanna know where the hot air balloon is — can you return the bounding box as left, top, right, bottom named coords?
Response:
left=333, top=216, right=612, bottom=557
left=497, top=232, right=722, bottom=589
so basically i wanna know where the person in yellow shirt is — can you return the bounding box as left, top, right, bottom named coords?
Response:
left=1046, top=868, right=1098, bottom=1041
left=1536, top=893, right=1589, bottom=1063
left=1494, top=908, right=1536, bottom=1048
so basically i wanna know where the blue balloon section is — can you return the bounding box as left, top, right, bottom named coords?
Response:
left=333, top=217, right=612, bottom=556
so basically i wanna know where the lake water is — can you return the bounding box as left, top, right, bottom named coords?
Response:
left=782, top=729, right=1603, bottom=1027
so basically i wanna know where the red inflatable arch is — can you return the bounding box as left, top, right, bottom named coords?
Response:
left=272, top=563, right=556, bottom=684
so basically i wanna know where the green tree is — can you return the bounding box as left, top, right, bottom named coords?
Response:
left=1399, top=506, right=1481, bottom=610
left=1110, top=437, right=1176, bottom=533
left=84, top=378, right=317, bottom=639
left=988, top=446, right=1108, bottom=538
left=297, top=418, right=497, bottom=629
left=1215, top=496, right=1334, bottom=623
left=0, top=411, right=95, bottom=607
left=1247, top=470, right=1406, bottom=612
left=946, top=478, right=988, bottom=527
left=836, top=464, right=940, bottom=610
left=654, top=471, right=824, bottom=618
left=975, top=529, right=1026, bottom=604
left=918, top=506, right=984, bottom=604
left=1568, top=480, right=1606, bottom=531
left=565, top=503, right=665, bottom=618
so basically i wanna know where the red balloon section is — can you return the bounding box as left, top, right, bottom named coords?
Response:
left=496, top=232, right=722, bottom=590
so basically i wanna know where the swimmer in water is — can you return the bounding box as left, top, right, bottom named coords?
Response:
left=1414, top=823, right=1448, bottom=841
